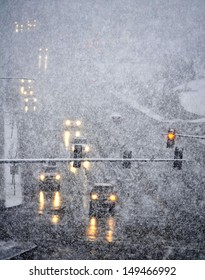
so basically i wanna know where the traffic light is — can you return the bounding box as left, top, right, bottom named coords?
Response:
left=173, top=147, right=183, bottom=170
left=167, top=128, right=176, bottom=148
left=122, top=150, right=132, bottom=168
left=73, top=145, right=82, bottom=168
left=10, top=164, right=19, bottom=175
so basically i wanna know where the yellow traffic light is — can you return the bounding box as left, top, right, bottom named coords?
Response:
left=168, top=132, right=175, bottom=140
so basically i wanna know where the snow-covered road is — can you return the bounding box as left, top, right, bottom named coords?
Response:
left=1, top=0, right=205, bottom=260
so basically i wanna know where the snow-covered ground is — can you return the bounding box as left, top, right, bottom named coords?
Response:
left=176, top=79, right=205, bottom=116
left=113, top=78, right=205, bottom=124
left=4, top=112, right=22, bottom=208
left=0, top=240, right=36, bottom=260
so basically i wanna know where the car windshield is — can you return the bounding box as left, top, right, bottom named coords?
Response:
left=112, top=114, right=121, bottom=118
left=93, top=185, right=114, bottom=193
left=74, top=138, right=87, bottom=144
left=44, top=167, right=57, bottom=173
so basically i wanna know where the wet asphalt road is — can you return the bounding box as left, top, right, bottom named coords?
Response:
left=1, top=86, right=205, bottom=260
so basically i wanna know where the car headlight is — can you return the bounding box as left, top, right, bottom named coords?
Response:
left=65, top=120, right=71, bottom=126
left=24, top=98, right=29, bottom=102
left=108, top=194, right=117, bottom=202
left=39, top=174, right=45, bottom=181
left=55, top=174, right=61, bottom=180
left=76, top=120, right=81, bottom=126
left=91, top=193, right=98, bottom=200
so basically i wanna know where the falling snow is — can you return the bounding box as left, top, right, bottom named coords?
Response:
left=0, top=0, right=205, bottom=260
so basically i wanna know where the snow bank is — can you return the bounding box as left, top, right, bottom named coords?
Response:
left=4, top=112, right=22, bottom=208
left=113, top=79, right=205, bottom=123
left=176, top=79, right=205, bottom=116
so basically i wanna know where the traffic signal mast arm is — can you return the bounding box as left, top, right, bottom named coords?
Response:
left=176, top=133, right=205, bottom=140
left=0, top=77, right=35, bottom=81
left=0, top=158, right=187, bottom=164
left=163, top=133, right=205, bottom=140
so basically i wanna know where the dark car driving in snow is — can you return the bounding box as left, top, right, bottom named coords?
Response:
left=89, top=183, right=118, bottom=216
left=38, top=163, right=61, bottom=191
left=24, top=96, right=37, bottom=112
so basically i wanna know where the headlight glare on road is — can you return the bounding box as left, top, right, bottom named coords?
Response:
left=20, top=87, right=24, bottom=94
